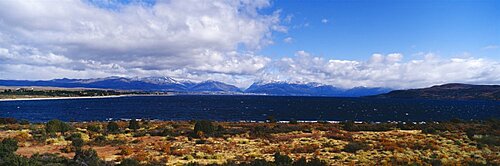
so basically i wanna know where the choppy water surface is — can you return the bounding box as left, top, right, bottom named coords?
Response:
left=0, top=95, right=498, bottom=122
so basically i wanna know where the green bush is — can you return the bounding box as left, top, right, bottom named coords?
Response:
left=118, top=158, right=140, bottom=166
left=29, top=153, right=72, bottom=165
left=73, top=148, right=105, bottom=166
left=343, top=142, right=368, bottom=153
left=45, top=119, right=71, bottom=134
left=128, top=119, right=140, bottom=131
left=422, top=127, right=437, bottom=134
left=273, top=152, right=292, bottom=166
left=87, top=124, right=102, bottom=133
left=476, top=135, right=500, bottom=146
left=194, top=120, right=216, bottom=136
left=107, top=121, right=120, bottom=133
left=72, top=137, right=84, bottom=150
left=0, top=138, right=18, bottom=157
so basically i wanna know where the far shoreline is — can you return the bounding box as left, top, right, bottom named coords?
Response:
left=0, top=94, right=176, bottom=102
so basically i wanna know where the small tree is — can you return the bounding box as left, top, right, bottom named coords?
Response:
left=466, top=128, right=475, bottom=139
left=73, top=148, right=104, bottom=166
left=107, top=121, right=120, bottom=133
left=71, top=137, right=84, bottom=151
left=193, top=120, right=216, bottom=136
left=128, top=119, right=140, bottom=131
left=274, top=152, right=292, bottom=166
left=45, top=119, right=71, bottom=134
left=266, top=116, right=277, bottom=123
left=87, top=124, right=102, bottom=133
left=0, top=138, right=18, bottom=157
left=342, top=142, right=368, bottom=153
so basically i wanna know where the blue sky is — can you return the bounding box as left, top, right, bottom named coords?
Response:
left=261, top=0, right=500, bottom=61
left=0, top=0, right=499, bottom=88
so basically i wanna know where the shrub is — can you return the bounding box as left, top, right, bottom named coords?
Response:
left=45, top=119, right=71, bottom=134
left=476, top=135, right=500, bottom=146
left=422, top=127, right=437, bottom=134
left=73, top=148, right=105, bottom=166
left=248, top=159, right=271, bottom=166
left=266, top=116, right=277, bottom=123
left=118, top=158, right=140, bottom=166
left=107, top=121, right=120, bottom=133
left=193, top=120, right=216, bottom=137
left=273, top=152, right=292, bottom=166
left=67, top=132, right=82, bottom=140
left=87, top=124, right=102, bottom=133
left=0, top=138, right=18, bottom=157
left=343, top=142, right=368, bottom=153
left=30, top=153, right=72, bottom=165
left=0, top=117, right=17, bottom=124
left=128, top=119, right=140, bottom=131
left=292, top=157, right=307, bottom=166
left=251, top=126, right=271, bottom=138
left=466, top=128, right=476, bottom=139
left=93, top=135, right=107, bottom=145
left=71, top=137, right=84, bottom=151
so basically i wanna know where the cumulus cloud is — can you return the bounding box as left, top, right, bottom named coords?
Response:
left=261, top=51, right=500, bottom=89
left=0, top=0, right=282, bottom=85
left=0, top=1, right=498, bottom=89
left=321, top=19, right=328, bottom=23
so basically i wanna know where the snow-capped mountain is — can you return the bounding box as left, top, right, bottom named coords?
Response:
left=135, top=76, right=184, bottom=85
left=0, top=77, right=392, bottom=96
left=245, top=81, right=391, bottom=97
left=0, top=77, right=241, bottom=92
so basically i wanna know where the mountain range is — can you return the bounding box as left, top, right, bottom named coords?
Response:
left=0, top=76, right=391, bottom=97
left=245, top=81, right=391, bottom=97
left=369, top=83, right=500, bottom=101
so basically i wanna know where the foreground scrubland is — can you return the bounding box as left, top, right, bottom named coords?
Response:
left=0, top=118, right=498, bottom=166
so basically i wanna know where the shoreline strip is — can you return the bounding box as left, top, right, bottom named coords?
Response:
left=0, top=95, right=130, bottom=102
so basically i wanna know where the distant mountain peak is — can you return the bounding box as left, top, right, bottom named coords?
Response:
left=254, top=80, right=325, bottom=87
left=138, top=76, right=182, bottom=85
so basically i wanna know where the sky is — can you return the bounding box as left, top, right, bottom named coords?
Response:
left=0, top=0, right=499, bottom=89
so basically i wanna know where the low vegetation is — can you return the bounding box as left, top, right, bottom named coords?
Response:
left=0, top=118, right=498, bottom=165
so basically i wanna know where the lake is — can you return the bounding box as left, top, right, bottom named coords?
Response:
left=0, top=95, right=499, bottom=122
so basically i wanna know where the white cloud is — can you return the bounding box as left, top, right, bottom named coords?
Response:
left=0, top=0, right=282, bottom=85
left=321, top=18, right=328, bottom=23
left=261, top=51, right=500, bottom=89
left=482, top=45, right=499, bottom=50
left=283, top=37, right=293, bottom=43
left=0, top=1, right=498, bottom=89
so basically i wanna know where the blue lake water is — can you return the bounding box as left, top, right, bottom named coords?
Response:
left=0, top=95, right=499, bottom=122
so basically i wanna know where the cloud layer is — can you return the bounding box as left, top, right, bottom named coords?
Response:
left=262, top=51, right=500, bottom=89
left=0, top=0, right=499, bottom=89
left=0, top=0, right=277, bottom=83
